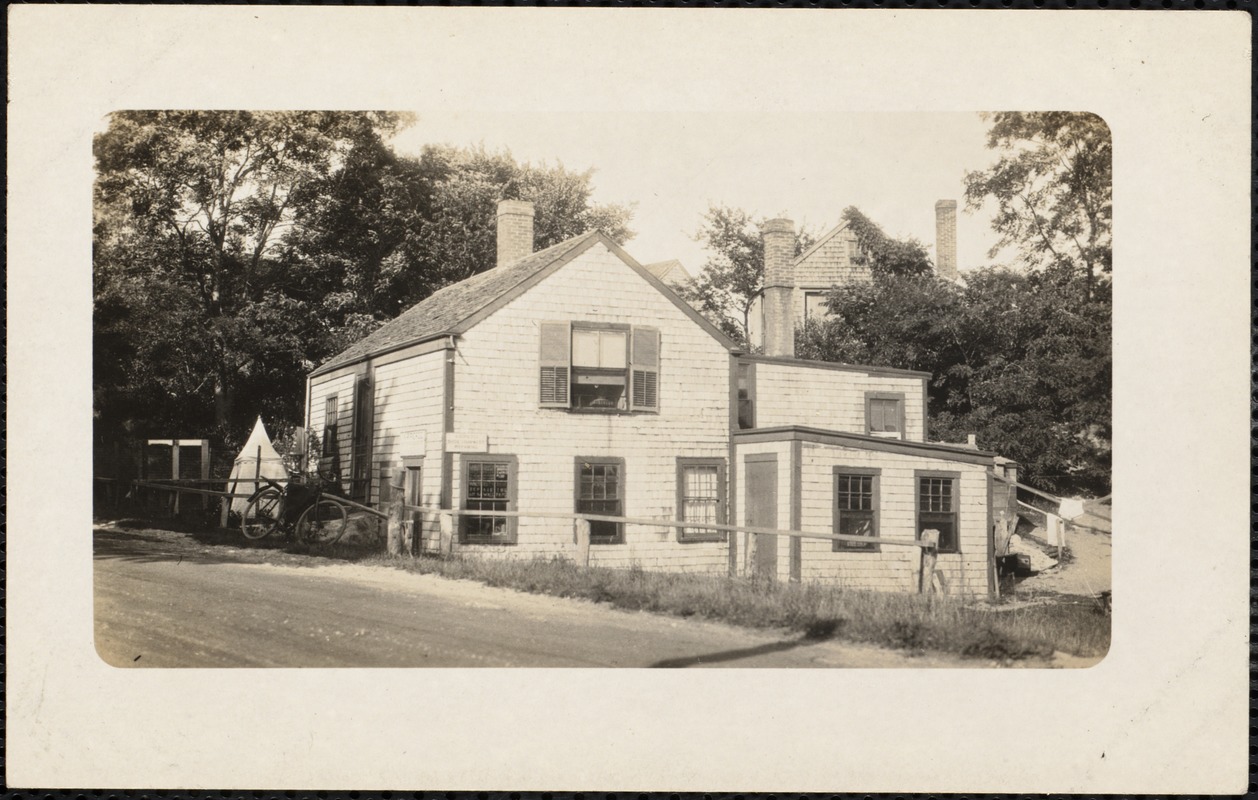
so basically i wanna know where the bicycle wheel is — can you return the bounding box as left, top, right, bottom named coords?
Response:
left=296, top=498, right=348, bottom=545
left=241, top=488, right=283, bottom=540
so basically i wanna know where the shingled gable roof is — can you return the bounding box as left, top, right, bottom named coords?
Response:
left=312, top=230, right=739, bottom=376
left=793, top=218, right=852, bottom=268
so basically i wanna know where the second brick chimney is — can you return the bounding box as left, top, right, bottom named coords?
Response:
left=496, top=199, right=535, bottom=268
left=761, top=218, right=796, bottom=358
left=935, top=199, right=958, bottom=281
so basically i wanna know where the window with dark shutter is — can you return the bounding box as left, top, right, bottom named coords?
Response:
left=539, top=322, right=571, bottom=408
left=630, top=327, right=660, bottom=411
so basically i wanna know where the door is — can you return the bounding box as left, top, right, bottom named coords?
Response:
left=745, top=455, right=778, bottom=579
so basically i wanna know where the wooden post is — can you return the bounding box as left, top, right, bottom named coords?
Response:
left=171, top=439, right=180, bottom=516
left=200, top=440, right=210, bottom=513
left=1057, top=518, right=1065, bottom=562
left=439, top=512, right=454, bottom=555
left=919, top=529, right=940, bottom=594
left=575, top=518, right=591, bottom=568
left=386, top=469, right=408, bottom=557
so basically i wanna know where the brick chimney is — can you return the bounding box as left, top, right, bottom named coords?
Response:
left=496, top=199, right=535, bottom=267
left=761, top=218, right=796, bottom=358
left=935, top=199, right=958, bottom=281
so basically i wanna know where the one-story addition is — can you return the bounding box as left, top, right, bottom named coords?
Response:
left=306, top=200, right=1009, bottom=597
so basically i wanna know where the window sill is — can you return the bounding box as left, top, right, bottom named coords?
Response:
left=677, top=532, right=727, bottom=544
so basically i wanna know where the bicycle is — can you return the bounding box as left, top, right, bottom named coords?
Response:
left=240, top=472, right=350, bottom=545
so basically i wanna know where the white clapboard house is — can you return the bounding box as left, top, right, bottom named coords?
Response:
left=306, top=200, right=1006, bottom=596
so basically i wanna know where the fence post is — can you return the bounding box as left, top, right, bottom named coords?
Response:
left=919, top=529, right=939, bottom=594
left=171, top=439, right=181, bottom=517
left=439, top=512, right=454, bottom=555
left=575, top=518, right=591, bottom=568
left=386, top=469, right=408, bottom=557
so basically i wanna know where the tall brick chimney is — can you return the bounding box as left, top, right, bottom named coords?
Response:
left=496, top=199, right=535, bottom=268
left=761, top=218, right=796, bottom=358
left=935, top=199, right=958, bottom=281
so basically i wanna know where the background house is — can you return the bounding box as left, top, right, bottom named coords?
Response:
left=307, top=200, right=1002, bottom=596
left=748, top=199, right=961, bottom=350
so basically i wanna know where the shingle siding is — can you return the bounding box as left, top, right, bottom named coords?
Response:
left=755, top=362, right=926, bottom=440
left=307, top=372, right=357, bottom=491
left=369, top=351, right=447, bottom=515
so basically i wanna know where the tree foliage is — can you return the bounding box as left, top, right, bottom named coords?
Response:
left=963, top=112, right=1112, bottom=297
left=94, top=112, right=633, bottom=448
left=840, top=206, right=933, bottom=277
left=799, top=268, right=1110, bottom=495
left=677, top=204, right=814, bottom=348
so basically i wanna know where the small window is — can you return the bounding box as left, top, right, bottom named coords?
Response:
left=322, top=395, right=338, bottom=452
left=737, top=361, right=755, bottom=430
left=833, top=469, right=879, bottom=552
left=865, top=391, right=905, bottom=439
left=677, top=458, right=727, bottom=542
left=917, top=472, right=959, bottom=554
left=461, top=456, right=518, bottom=544
left=576, top=457, right=625, bottom=544
left=572, top=328, right=628, bottom=411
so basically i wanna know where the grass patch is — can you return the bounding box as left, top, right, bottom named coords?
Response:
left=368, top=554, right=1109, bottom=661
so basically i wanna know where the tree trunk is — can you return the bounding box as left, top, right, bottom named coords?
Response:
left=213, top=379, right=234, bottom=431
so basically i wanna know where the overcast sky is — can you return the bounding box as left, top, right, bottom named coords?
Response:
left=391, top=111, right=1009, bottom=274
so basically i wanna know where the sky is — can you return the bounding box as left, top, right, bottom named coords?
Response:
left=390, top=111, right=1009, bottom=274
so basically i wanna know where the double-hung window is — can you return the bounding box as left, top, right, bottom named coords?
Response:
left=676, top=458, right=726, bottom=542
left=833, top=468, right=879, bottom=551
left=576, top=457, right=625, bottom=544
left=461, top=455, right=518, bottom=544
left=539, top=322, right=660, bottom=412
left=916, top=471, right=959, bottom=554
left=865, top=391, right=905, bottom=439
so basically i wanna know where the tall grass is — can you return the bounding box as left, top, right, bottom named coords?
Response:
left=372, top=554, right=1110, bottom=660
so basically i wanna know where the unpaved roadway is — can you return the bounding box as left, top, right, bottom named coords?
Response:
left=94, top=525, right=1061, bottom=668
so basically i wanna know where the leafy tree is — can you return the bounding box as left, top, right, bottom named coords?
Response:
left=679, top=204, right=814, bottom=348
left=94, top=111, right=408, bottom=442
left=94, top=116, right=635, bottom=449
left=963, top=111, right=1112, bottom=297
left=799, top=268, right=1111, bottom=496
left=840, top=206, right=933, bottom=277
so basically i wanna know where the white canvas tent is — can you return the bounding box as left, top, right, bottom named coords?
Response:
left=227, top=417, right=288, bottom=514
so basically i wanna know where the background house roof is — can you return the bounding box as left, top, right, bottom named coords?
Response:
left=643, top=259, right=693, bottom=285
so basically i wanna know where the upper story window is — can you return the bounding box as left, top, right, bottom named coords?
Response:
left=865, top=391, right=906, bottom=439
left=539, top=322, right=659, bottom=413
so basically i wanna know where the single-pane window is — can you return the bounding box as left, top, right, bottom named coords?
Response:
left=677, top=459, right=725, bottom=541
left=918, top=475, right=958, bottom=554
left=834, top=471, right=878, bottom=551
left=577, top=459, right=624, bottom=543
left=462, top=458, right=516, bottom=543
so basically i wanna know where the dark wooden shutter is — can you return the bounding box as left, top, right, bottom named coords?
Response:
left=630, top=326, right=660, bottom=411
left=539, top=321, right=571, bottom=408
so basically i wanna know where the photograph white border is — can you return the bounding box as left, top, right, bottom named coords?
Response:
left=7, top=7, right=1251, bottom=792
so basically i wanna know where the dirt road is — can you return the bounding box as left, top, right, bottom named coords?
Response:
left=95, top=526, right=993, bottom=669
